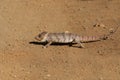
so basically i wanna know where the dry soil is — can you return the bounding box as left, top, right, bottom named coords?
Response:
left=0, top=0, right=120, bottom=80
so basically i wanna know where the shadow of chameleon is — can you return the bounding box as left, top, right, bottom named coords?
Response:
left=29, top=41, right=77, bottom=47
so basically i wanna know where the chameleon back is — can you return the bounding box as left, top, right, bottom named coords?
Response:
left=46, top=33, right=78, bottom=43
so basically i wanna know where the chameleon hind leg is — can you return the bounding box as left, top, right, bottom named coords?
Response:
left=77, top=42, right=84, bottom=48
left=70, top=39, right=84, bottom=48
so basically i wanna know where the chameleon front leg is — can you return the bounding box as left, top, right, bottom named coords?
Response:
left=42, top=41, right=52, bottom=48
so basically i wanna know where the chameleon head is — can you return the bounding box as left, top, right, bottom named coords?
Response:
left=35, top=31, right=48, bottom=42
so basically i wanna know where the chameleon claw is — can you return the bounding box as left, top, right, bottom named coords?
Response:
left=78, top=45, right=84, bottom=48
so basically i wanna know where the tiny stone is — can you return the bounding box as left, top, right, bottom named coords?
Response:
left=100, top=24, right=106, bottom=28
left=93, top=23, right=106, bottom=28
left=97, top=50, right=104, bottom=56
left=14, top=75, right=17, bottom=78
left=46, top=74, right=51, bottom=77
left=109, top=28, right=114, bottom=33
left=40, top=4, right=44, bottom=7
left=8, top=43, right=11, bottom=46
left=93, top=23, right=99, bottom=27
left=99, top=77, right=104, bottom=80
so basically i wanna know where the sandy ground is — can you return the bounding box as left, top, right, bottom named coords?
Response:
left=0, top=0, right=120, bottom=80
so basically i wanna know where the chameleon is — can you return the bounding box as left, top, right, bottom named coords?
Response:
left=35, top=26, right=119, bottom=48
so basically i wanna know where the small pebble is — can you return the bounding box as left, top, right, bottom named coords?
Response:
left=109, top=28, right=114, bottom=33
left=97, top=50, right=104, bottom=56
left=99, top=77, right=104, bottom=80
left=46, top=74, right=51, bottom=77
left=93, top=23, right=106, bottom=29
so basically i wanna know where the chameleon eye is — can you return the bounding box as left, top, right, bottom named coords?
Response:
left=38, top=34, right=41, bottom=37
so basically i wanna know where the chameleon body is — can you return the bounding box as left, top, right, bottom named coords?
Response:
left=35, top=27, right=118, bottom=48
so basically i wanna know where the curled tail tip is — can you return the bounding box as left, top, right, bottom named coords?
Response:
left=101, top=26, right=119, bottom=40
